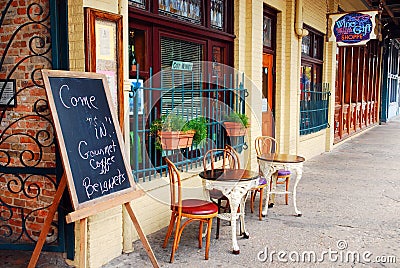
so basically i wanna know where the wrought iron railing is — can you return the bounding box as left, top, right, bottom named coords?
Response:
left=300, top=83, right=330, bottom=135
left=129, top=64, right=248, bottom=182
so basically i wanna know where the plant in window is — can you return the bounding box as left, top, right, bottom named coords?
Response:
left=223, top=111, right=249, bottom=137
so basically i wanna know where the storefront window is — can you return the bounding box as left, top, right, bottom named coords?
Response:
left=159, top=0, right=202, bottom=24
left=129, top=0, right=146, bottom=9
left=128, top=29, right=145, bottom=75
left=300, top=25, right=327, bottom=135
left=263, top=16, right=272, bottom=47
left=300, top=65, right=312, bottom=91
left=211, top=0, right=224, bottom=29
left=301, top=35, right=311, bottom=56
left=313, top=35, right=323, bottom=59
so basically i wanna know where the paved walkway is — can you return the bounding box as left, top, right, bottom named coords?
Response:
left=103, top=118, right=400, bottom=267
left=1, top=118, right=399, bottom=267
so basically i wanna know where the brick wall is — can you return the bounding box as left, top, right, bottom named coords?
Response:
left=0, top=0, right=57, bottom=244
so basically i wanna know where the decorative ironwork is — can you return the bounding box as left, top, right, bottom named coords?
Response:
left=300, top=83, right=330, bottom=135
left=0, top=172, right=58, bottom=244
left=0, top=1, right=62, bottom=250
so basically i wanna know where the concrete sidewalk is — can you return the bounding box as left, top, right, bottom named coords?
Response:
left=1, top=118, right=399, bottom=267
left=102, top=118, right=400, bottom=267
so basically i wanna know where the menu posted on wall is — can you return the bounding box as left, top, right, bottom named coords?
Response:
left=42, top=70, right=136, bottom=211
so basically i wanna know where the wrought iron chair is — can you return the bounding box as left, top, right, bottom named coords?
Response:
left=202, top=147, right=240, bottom=239
left=252, top=136, right=291, bottom=220
left=163, top=158, right=218, bottom=263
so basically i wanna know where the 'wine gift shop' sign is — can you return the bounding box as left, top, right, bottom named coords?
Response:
left=328, top=11, right=378, bottom=46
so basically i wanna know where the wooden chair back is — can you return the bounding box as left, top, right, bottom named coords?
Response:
left=255, top=136, right=279, bottom=155
left=165, top=157, right=182, bottom=213
left=224, top=145, right=241, bottom=169
left=203, top=148, right=240, bottom=171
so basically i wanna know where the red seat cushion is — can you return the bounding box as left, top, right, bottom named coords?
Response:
left=174, top=199, right=218, bottom=215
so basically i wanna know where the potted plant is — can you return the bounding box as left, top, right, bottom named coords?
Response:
left=223, top=111, right=249, bottom=137
left=150, top=115, right=207, bottom=150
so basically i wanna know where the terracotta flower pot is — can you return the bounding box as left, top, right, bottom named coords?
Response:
left=223, top=122, right=247, bottom=137
left=159, top=130, right=195, bottom=149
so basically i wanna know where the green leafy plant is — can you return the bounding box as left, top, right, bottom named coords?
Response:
left=225, top=111, right=250, bottom=128
left=149, top=114, right=190, bottom=135
left=185, top=116, right=208, bottom=145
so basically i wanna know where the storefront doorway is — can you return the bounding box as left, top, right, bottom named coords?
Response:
left=261, top=6, right=277, bottom=137
left=262, top=53, right=275, bottom=137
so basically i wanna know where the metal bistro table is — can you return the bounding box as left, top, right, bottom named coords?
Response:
left=257, top=153, right=305, bottom=217
left=199, top=169, right=259, bottom=254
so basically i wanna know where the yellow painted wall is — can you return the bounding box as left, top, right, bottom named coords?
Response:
left=67, top=0, right=125, bottom=267
left=297, top=0, right=334, bottom=159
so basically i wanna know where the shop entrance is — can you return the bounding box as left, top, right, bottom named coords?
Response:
left=262, top=53, right=275, bottom=137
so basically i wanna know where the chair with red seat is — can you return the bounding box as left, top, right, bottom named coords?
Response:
left=162, top=157, right=218, bottom=263
left=252, top=136, right=291, bottom=220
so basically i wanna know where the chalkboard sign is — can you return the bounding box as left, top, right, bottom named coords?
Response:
left=42, top=70, right=136, bottom=210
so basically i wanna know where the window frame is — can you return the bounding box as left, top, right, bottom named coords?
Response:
left=301, top=25, right=324, bottom=63
left=128, top=0, right=233, bottom=34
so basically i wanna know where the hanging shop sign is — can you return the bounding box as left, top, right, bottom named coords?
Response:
left=328, top=11, right=378, bottom=46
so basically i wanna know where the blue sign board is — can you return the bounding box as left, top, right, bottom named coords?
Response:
left=329, top=11, right=378, bottom=46
left=334, top=13, right=372, bottom=44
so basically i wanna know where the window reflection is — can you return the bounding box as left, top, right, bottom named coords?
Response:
left=159, top=0, right=202, bottom=24
left=263, top=16, right=272, bottom=47
left=211, top=0, right=224, bottom=29
left=129, top=0, right=146, bottom=9
left=302, top=35, right=311, bottom=55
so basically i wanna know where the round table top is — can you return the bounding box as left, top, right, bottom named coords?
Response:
left=257, top=153, right=305, bottom=163
left=199, top=169, right=259, bottom=182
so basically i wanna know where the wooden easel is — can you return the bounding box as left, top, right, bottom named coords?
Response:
left=32, top=70, right=159, bottom=268
left=28, top=175, right=159, bottom=268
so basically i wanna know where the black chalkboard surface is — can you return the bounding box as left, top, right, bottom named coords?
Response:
left=42, top=70, right=136, bottom=210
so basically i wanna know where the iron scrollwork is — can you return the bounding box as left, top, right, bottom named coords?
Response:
left=0, top=1, right=60, bottom=247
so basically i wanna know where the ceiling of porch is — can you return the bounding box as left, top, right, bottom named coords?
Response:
left=366, top=0, right=400, bottom=39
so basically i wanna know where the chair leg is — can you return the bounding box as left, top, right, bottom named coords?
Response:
left=258, top=188, right=264, bottom=220
left=285, top=178, right=289, bottom=205
left=216, top=217, right=220, bottom=239
left=198, top=221, right=203, bottom=249
left=216, top=199, right=221, bottom=239
left=250, top=191, right=255, bottom=213
left=169, top=216, right=181, bottom=263
left=205, top=218, right=213, bottom=260
left=163, top=213, right=176, bottom=248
